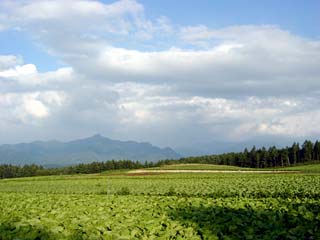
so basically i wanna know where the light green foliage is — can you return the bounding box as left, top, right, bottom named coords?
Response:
left=153, top=163, right=320, bottom=172
left=0, top=172, right=320, bottom=239
left=152, top=164, right=245, bottom=170
left=280, top=163, right=320, bottom=173
left=1, top=173, right=320, bottom=198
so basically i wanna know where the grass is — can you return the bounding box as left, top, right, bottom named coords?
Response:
left=148, top=163, right=320, bottom=173
left=99, top=169, right=130, bottom=175
left=150, top=163, right=245, bottom=170
left=280, top=163, right=320, bottom=173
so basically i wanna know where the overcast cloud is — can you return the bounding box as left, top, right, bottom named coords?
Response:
left=0, top=0, right=319, bottom=154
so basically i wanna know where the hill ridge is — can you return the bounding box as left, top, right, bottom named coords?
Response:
left=0, top=135, right=180, bottom=167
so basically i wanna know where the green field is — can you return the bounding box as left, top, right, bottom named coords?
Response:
left=152, top=163, right=320, bottom=173
left=1, top=166, right=320, bottom=239
left=150, top=164, right=246, bottom=170
left=280, top=163, right=320, bottom=173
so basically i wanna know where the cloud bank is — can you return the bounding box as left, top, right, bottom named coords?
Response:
left=0, top=0, right=319, bottom=153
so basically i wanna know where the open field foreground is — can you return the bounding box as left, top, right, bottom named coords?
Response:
left=1, top=168, right=320, bottom=239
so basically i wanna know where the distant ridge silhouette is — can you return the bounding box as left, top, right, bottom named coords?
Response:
left=0, top=134, right=181, bottom=167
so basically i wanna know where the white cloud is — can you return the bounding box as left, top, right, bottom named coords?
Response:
left=0, top=57, right=74, bottom=85
left=3, top=0, right=142, bottom=21
left=22, top=98, right=49, bottom=118
left=0, top=64, right=37, bottom=78
left=0, top=0, right=153, bottom=40
left=256, top=111, right=320, bottom=137
left=74, top=31, right=320, bottom=98
left=4, top=1, right=319, bottom=97
left=0, top=91, right=66, bottom=125
left=0, top=1, right=319, bottom=150
left=0, top=55, right=23, bottom=70
left=96, top=46, right=239, bottom=75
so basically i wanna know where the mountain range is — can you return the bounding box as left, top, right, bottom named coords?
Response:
left=0, top=134, right=181, bottom=167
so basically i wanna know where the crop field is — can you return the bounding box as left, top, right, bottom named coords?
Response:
left=150, top=164, right=246, bottom=171
left=1, top=167, right=320, bottom=239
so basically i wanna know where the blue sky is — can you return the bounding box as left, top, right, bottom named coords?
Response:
left=0, top=0, right=320, bottom=154
left=122, top=0, right=320, bottom=37
left=0, top=30, right=63, bottom=71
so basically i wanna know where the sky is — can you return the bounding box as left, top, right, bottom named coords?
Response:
left=0, top=0, right=319, bottom=155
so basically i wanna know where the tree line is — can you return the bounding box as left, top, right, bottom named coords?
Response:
left=0, top=160, right=149, bottom=179
left=1, top=139, right=320, bottom=179
left=157, top=140, right=320, bottom=168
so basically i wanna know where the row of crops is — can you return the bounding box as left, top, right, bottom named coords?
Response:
left=1, top=173, right=320, bottom=198
left=0, top=172, right=320, bottom=239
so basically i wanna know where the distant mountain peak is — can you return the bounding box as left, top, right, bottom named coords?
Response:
left=90, top=134, right=104, bottom=139
left=0, top=136, right=181, bottom=167
left=76, top=134, right=111, bottom=143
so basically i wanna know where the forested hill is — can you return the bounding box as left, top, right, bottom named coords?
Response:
left=158, top=140, right=320, bottom=168
left=1, top=139, right=320, bottom=179
left=0, top=134, right=180, bottom=167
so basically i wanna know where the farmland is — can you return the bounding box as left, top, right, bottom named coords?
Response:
left=1, top=165, right=320, bottom=239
